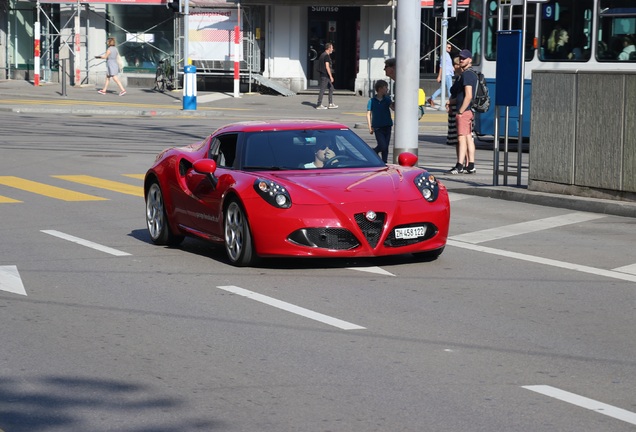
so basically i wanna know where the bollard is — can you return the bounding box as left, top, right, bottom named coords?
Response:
left=61, top=59, right=67, bottom=97
left=183, top=65, right=197, bottom=111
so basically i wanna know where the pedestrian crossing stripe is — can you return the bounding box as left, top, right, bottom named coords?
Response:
left=0, top=176, right=107, bottom=202
left=0, top=195, right=22, bottom=203
left=122, top=174, right=145, bottom=180
left=53, top=175, right=144, bottom=197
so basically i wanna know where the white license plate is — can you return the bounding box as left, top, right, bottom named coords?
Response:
left=394, top=226, right=426, bottom=239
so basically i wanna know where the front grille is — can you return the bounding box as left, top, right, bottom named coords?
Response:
left=354, top=212, right=386, bottom=248
left=288, top=228, right=360, bottom=250
left=384, top=223, right=438, bottom=247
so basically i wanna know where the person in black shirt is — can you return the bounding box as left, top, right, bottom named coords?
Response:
left=316, top=43, right=338, bottom=110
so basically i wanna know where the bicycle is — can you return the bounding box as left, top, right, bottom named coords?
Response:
left=154, top=57, right=174, bottom=92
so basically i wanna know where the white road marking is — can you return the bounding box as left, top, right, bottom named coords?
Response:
left=41, top=230, right=131, bottom=257
left=613, top=263, right=636, bottom=275
left=523, top=385, right=636, bottom=425
left=447, top=192, right=473, bottom=202
left=347, top=266, right=395, bottom=276
left=217, top=285, right=366, bottom=330
left=450, top=212, right=605, bottom=244
left=447, top=239, right=636, bottom=283
left=0, top=265, right=27, bottom=296
left=195, top=93, right=231, bottom=103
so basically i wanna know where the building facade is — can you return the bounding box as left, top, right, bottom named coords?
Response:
left=1, top=0, right=468, bottom=97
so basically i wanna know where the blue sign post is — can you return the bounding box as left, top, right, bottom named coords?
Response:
left=495, top=30, right=522, bottom=107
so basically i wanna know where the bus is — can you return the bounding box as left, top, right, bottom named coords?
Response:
left=465, top=0, right=636, bottom=138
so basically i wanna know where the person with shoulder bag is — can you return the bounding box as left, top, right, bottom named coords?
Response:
left=95, top=37, right=127, bottom=96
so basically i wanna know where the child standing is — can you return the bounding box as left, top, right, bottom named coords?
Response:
left=366, top=79, right=394, bottom=163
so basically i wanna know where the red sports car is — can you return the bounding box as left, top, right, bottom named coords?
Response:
left=144, top=120, right=450, bottom=266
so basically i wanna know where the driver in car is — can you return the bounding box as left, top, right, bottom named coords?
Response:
left=304, top=137, right=336, bottom=168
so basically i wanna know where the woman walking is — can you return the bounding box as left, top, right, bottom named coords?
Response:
left=95, top=37, right=126, bottom=96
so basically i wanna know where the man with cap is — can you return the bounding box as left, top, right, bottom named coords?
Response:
left=445, top=49, right=478, bottom=174
left=384, top=58, right=396, bottom=81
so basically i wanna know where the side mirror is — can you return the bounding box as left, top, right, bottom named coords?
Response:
left=397, top=152, right=418, bottom=167
left=193, top=159, right=218, bottom=188
left=193, top=159, right=217, bottom=175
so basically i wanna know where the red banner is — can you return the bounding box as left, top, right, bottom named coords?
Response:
left=421, top=0, right=470, bottom=6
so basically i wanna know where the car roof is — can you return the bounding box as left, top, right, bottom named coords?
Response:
left=213, top=120, right=349, bottom=134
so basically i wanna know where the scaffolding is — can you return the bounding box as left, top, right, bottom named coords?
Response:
left=2, top=0, right=264, bottom=89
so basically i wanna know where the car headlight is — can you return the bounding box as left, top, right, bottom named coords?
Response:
left=254, top=178, right=292, bottom=209
left=414, top=171, right=439, bottom=202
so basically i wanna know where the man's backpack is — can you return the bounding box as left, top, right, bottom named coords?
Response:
left=470, top=69, right=490, bottom=113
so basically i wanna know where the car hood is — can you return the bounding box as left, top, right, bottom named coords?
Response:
left=269, top=166, right=426, bottom=205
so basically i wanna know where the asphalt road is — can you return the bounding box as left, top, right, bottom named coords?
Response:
left=1, top=113, right=635, bottom=432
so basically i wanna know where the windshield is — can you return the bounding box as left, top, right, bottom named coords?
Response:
left=242, top=129, right=385, bottom=170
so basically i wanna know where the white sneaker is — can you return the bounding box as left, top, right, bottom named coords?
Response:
left=316, top=105, right=328, bottom=110
left=328, top=104, right=338, bottom=109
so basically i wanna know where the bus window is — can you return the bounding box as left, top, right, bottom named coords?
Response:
left=483, top=1, right=536, bottom=62
left=467, top=0, right=485, bottom=65
left=539, top=0, right=593, bottom=61
left=598, top=0, right=636, bottom=61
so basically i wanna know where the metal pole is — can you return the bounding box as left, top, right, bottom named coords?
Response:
left=183, top=0, right=189, bottom=66
left=84, top=3, right=89, bottom=85
left=34, top=0, right=40, bottom=86
left=393, top=0, right=421, bottom=162
left=61, top=58, right=67, bottom=96
left=233, top=2, right=240, bottom=98
left=503, top=5, right=513, bottom=186
left=440, top=0, right=448, bottom=109
left=517, top=0, right=528, bottom=186
left=493, top=2, right=503, bottom=186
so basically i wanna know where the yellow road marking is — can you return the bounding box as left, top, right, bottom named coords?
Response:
left=53, top=175, right=144, bottom=197
left=0, top=195, right=22, bottom=203
left=122, top=174, right=145, bottom=180
left=0, top=176, right=107, bottom=201
left=0, top=99, right=249, bottom=111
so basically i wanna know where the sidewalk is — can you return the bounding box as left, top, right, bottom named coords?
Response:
left=1, top=79, right=634, bottom=218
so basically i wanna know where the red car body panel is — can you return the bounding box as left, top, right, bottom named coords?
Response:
left=145, top=120, right=450, bottom=261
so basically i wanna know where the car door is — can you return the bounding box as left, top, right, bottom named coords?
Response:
left=184, top=133, right=239, bottom=240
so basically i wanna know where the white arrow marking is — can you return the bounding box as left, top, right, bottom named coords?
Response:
left=523, top=385, right=636, bottom=425
left=0, top=265, right=27, bottom=296
left=41, top=230, right=131, bottom=256
left=217, top=285, right=365, bottom=330
left=347, top=266, right=395, bottom=276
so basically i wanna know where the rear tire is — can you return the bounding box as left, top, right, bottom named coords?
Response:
left=224, top=200, right=257, bottom=267
left=146, top=181, right=184, bottom=246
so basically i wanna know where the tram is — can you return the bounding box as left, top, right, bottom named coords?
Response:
left=465, top=0, right=636, bottom=138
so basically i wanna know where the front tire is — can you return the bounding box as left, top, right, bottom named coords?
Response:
left=224, top=200, right=257, bottom=267
left=146, top=181, right=184, bottom=246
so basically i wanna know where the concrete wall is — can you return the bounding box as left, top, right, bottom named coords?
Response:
left=263, top=5, right=308, bottom=93
left=354, top=5, right=393, bottom=98
left=529, top=70, right=636, bottom=201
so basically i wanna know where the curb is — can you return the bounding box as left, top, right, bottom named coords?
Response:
left=453, top=186, right=636, bottom=218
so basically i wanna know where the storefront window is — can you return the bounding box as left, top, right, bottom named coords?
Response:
left=107, top=5, right=174, bottom=70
